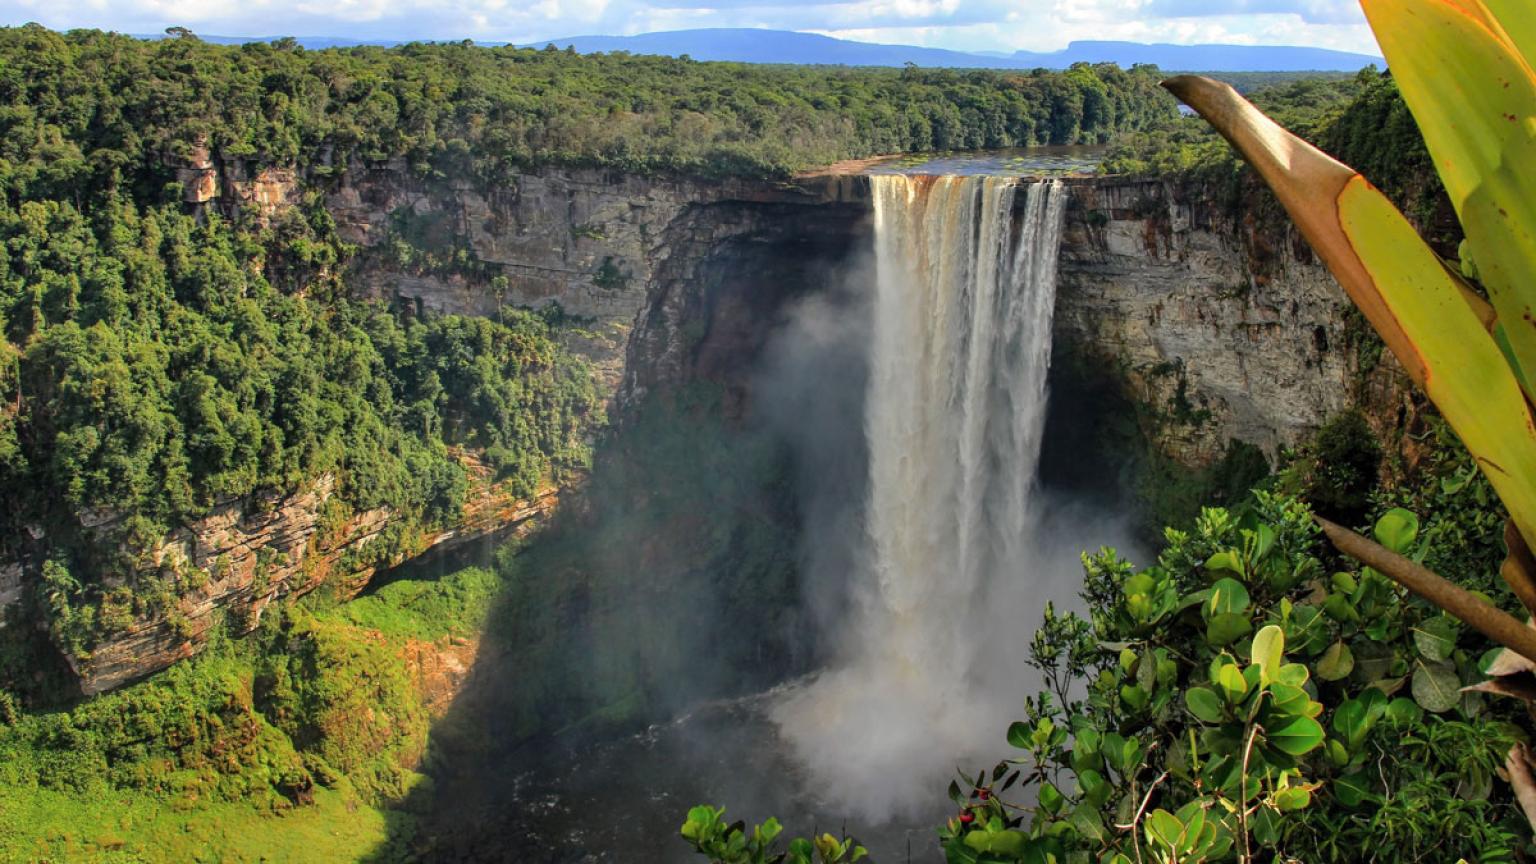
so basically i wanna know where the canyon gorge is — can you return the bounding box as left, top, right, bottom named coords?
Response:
left=0, top=149, right=1379, bottom=700
left=7, top=33, right=1508, bottom=863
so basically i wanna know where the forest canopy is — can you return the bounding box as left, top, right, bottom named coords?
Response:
left=0, top=24, right=1178, bottom=187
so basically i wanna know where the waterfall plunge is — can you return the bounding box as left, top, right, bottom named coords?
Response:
left=773, top=175, right=1068, bottom=820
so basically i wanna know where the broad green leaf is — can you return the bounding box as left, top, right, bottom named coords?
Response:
left=1250, top=624, right=1284, bottom=685
left=1038, top=782, right=1064, bottom=815
left=1327, top=738, right=1350, bottom=767
left=1275, top=662, right=1310, bottom=688
left=1186, top=686, right=1225, bottom=723
left=1338, top=173, right=1536, bottom=557
left=1373, top=508, right=1420, bottom=555
left=1363, top=0, right=1536, bottom=409
left=1137, top=649, right=1158, bottom=693
left=1316, top=640, right=1355, bottom=681
left=1385, top=696, right=1424, bottom=726
left=1332, top=692, right=1383, bottom=751
left=1273, top=786, right=1312, bottom=812
left=1249, top=524, right=1277, bottom=564
left=1322, top=593, right=1360, bottom=624
left=1216, top=662, right=1250, bottom=705
left=1206, top=577, right=1251, bottom=617
left=1480, top=0, right=1536, bottom=64
left=1145, top=810, right=1183, bottom=851
left=1360, top=687, right=1389, bottom=723
left=1070, top=804, right=1107, bottom=843
left=1284, top=604, right=1327, bottom=656
left=1205, top=550, right=1243, bottom=575
left=1331, top=571, right=1359, bottom=595
left=1266, top=716, right=1325, bottom=756
left=1266, top=683, right=1312, bottom=719
left=1077, top=769, right=1107, bottom=804
left=1206, top=613, right=1253, bottom=647
left=1334, top=772, right=1373, bottom=808
left=1412, top=659, right=1462, bottom=713
left=1102, top=732, right=1127, bottom=772
left=1173, top=799, right=1206, bottom=826
left=1121, top=683, right=1150, bottom=711
left=1006, top=721, right=1030, bottom=750
left=1252, top=806, right=1281, bottom=847
left=1412, top=616, right=1459, bottom=662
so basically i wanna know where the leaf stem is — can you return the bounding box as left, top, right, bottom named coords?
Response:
left=1316, top=516, right=1536, bottom=664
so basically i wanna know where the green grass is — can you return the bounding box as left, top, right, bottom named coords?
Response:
left=0, top=784, right=402, bottom=864
left=0, top=565, right=504, bottom=862
left=336, top=567, right=501, bottom=642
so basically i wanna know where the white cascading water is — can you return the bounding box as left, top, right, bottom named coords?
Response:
left=773, top=174, right=1068, bottom=820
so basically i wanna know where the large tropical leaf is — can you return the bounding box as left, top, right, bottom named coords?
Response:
left=1361, top=0, right=1536, bottom=404
left=1162, top=75, right=1536, bottom=552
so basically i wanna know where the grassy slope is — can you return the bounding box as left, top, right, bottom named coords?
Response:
left=0, top=566, right=502, bottom=863
left=1, top=786, right=397, bottom=864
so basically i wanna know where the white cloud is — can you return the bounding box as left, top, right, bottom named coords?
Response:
left=0, top=0, right=1382, bottom=54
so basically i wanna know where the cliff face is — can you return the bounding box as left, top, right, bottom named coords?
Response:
left=9, top=155, right=1378, bottom=695
left=324, top=161, right=865, bottom=397
left=60, top=460, right=558, bottom=696
left=7, top=154, right=868, bottom=696
left=1053, top=177, right=1369, bottom=466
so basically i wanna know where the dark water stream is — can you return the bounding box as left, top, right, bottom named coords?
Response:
left=867, top=146, right=1104, bottom=176
left=472, top=683, right=944, bottom=863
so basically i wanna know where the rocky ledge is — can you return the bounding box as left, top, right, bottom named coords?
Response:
left=1053, top=176, right=1374, bottom=466
left=7, top=152, right=1392, bottom=695
left=59, top=457, right=559, bottom=696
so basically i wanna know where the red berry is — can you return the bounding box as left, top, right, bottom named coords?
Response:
left=960, top=812, right=975, bottom=824
left=978, top=789, right=991, bottom=801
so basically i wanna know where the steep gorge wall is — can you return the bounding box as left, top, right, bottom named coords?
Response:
left=1052, top=177, right=1394, bottom=468
left=13, top=153, right=1390, bottom=696
left=9, top=154, right=867, bottom=696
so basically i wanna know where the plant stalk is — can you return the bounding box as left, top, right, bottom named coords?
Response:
left=1317, top=516, right=1536, bottom=665
left=1502, top=519, right=1536, bottom=618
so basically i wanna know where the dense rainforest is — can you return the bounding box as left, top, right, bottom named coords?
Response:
left=0, top=25, right=1175, bottom=185
left=5, top=19, right=1521, bottom=864
left=0, top=24, right=1181, bottom=691
left=0, top=25, right=1196, bottom=861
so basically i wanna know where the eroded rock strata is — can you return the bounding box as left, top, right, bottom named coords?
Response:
left=8, top=155, right=1382, bottom=693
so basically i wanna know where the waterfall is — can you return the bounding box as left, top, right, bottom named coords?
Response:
left=773, top=174, right=1068, bottom=820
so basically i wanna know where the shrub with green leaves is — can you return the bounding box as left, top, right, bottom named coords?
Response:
left=680, top=806, right=867, bottom=864
left=687, top=491, right=1528, bottom=862
left=934, top=492, right=1524, bottom=863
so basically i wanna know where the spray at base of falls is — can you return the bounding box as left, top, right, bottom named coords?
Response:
left=773, top=175, right=1069, bottom=821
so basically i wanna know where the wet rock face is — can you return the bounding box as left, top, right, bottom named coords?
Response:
left=10, top=153, right=869, bottom=695
left=10, top=153, right=1375, bottom=694
left=61, top=467, right=559, bottom=696
left=1053, top=178, right=1363, bottom=466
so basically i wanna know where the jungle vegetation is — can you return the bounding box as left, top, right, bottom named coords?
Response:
left=1, top=24, right=1176, bottom=185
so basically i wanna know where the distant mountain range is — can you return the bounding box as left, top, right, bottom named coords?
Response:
left=155, top=28, right=1384, bottom=72
left=532, top=30, right=1383, bottom=72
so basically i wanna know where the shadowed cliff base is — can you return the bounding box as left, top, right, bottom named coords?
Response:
left=361, top=198, right=874, bottom=861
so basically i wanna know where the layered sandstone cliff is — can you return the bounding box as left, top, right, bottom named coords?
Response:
left=1054, top=177, right=1380, bottom=466
left=7, top=152, right=1387, bottom=695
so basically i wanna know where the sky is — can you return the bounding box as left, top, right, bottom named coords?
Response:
left=0, top=0, right=1382, bottom=55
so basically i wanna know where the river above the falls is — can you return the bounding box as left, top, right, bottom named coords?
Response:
left=866, top=146, right=1105, bottom=177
